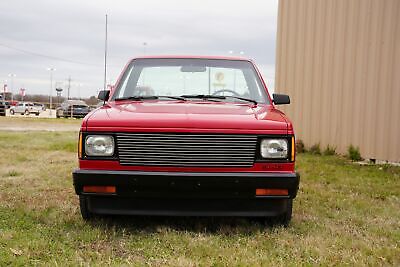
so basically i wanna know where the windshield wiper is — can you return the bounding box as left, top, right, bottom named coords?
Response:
left=180, top=94, right=257, bottom=105
left=180, top=94, right=225, bottom=100
left=115, top=95, right=186, bottom=101
left=224, top=96, right=257, bottom=105
left=158, top=96, right=186, bottom=101
left=114, top=96, right=158, bottom=101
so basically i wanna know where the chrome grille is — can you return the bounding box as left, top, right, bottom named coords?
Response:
left=117, top=133, right=258, bottom=167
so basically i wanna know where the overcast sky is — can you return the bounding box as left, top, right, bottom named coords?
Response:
left=0, top=0, right=278, bottom=98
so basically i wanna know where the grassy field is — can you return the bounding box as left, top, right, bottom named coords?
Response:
left=0, top=131, right=399, bottom=266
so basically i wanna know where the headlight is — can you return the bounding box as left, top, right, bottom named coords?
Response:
left=260, top=139, right=288, bottom=159
left=85, top=135, right=114, bottom=156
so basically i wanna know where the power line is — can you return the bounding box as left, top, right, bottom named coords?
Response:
left=0, top=43, right=100, bottom=67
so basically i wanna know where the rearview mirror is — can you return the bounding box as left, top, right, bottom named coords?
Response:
left=273, top=93, right=290, bottom=105
left=180, top=66, right=207, bottom=72
left=98, top=90, right=110, bottom=101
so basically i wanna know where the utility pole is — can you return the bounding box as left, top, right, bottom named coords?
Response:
left=67, top=76, right=71, bottom=100
left=3, top=80, right=7, bottom=101
left=47, top=68, right=56, bottom=116
left=8, top=74, right=16, bottom=103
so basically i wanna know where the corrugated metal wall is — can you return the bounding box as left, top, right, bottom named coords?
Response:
left=275, top=0, right=400, bottom=162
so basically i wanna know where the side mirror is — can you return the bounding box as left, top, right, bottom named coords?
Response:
left=98, top=90, right=110, bottom=101
left=272, top=93, right=290, bottom=105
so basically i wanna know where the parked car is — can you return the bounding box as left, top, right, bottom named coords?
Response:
left=73, top=56, right=300, bottom=225
left=1, top=99, right=11, bottom=109
left=56, top=100, right=90, bottom=118
left=10, top=102, right=41, bottom=116
left=33, top=102, right=46, bottom=111
left=0, top=96, right=5, bottom=116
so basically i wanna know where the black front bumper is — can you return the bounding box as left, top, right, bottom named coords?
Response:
left=73, top=170, right=300, bottom=217
left=70, top=113, right=88, bottom=118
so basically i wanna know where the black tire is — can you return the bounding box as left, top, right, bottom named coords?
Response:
left=254, top=199, right=293, bottom=227
left=10, top=109, right=14, bottom=115
left=79, top=195, right=94, bottom=220
left=274, top=199, right=293, bottom=227
left=35, top=112, right=39, bottom=116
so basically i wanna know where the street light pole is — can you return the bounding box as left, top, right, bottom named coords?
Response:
left=47, top=68, right=56, bottom=116
left=78, top=83, right=83, bottom=100
left=3, top=79, right=7, bottom=101
left=142, top=42, right=148, bottom=85
left=143, top=42, right=147, bottom=55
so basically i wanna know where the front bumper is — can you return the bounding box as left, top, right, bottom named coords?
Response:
left=73, top=170, right=300, bottom=216
left=70, top=112, right=88, bottom=118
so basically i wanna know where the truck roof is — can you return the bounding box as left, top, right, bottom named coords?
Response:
left=130, top=55, right=251, bottom=62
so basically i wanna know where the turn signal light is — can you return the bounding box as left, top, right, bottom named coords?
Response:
left=256, top=188, right=288, bottom=196
left=78, top=132, right=83, bottom=158
left=83, top=186, right=116, bottom=194
left=291, top=136, right=295, bottom=161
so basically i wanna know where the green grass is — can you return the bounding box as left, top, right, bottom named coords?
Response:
left=0, top=132, right=399, bottom=266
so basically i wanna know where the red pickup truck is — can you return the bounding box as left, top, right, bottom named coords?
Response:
left=73, top=56, right=300, bottom=225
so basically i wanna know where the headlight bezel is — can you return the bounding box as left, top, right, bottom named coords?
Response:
left=256, top=135, right=294, bottom=162
left=78, top=133, right=295, bottom=162
left=80, top=133, right=117, bottom=159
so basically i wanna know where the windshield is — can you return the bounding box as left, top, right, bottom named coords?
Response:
left=112, top=58, right=269, bottom=104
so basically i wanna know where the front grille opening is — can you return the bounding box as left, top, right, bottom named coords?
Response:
left=117, top=133, right=257, bottom=167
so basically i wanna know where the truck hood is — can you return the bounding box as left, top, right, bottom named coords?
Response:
left=85, top=101, right=288, bottom=133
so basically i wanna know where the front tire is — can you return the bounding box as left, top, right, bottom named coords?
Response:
left=10, top=109, right=15, bottom=115
left=274, top=199, right=293, bottom=226
left=79, top=195, right=94, bottom=220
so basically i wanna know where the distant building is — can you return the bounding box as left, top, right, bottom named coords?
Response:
left=275, top=0, right=400, bottom=162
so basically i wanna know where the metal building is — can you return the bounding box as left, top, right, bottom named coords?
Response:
left=275, top=0, right=400, bottom=162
